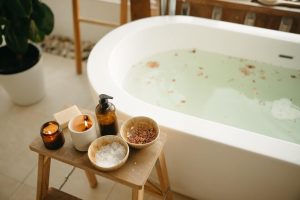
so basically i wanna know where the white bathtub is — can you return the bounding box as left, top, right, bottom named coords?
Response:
left=87, top=16, right=300, bottom=200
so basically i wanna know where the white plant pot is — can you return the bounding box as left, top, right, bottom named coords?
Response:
left=0, top=54, right=45, bottom=106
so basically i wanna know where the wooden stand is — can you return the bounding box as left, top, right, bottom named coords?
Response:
left=71, top=0, right=127, bottom=75
left=30, top=129, right=172, bottom=200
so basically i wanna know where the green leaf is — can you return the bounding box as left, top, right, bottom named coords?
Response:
left=4, top=25, right=28, bottom=54
left=20, top=0, right=33, bottom=16
left=0, top=17, right=8, bottom=25
left=0, top=0, right=4, bottom=8
left=0, top=0, right=53, bottom=55
left=29, top=19, right=44, bottom=42
left=4, top=0, right=28, bottom=18
left=4, top=18, right=30, bottom=54
left=0, top=27, right=3, bottom=45
left=32, top=2, right=54, bottom=35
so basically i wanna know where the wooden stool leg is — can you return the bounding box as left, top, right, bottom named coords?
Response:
left=120, top=0, right=128, bottom=25
left=36, top=154, right=51, bottom=200
left=84, top=171, right=98, bottom=188
left=155, top=152, right=173, bottom=200
left=72, top=0, right=82, bottom=74
left=132, top=186, right=144, bottom=200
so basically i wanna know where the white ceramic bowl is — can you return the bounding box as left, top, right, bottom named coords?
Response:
left=88, top=135, right=129, bottom=171
left=120, top=116, right=160, bottom=149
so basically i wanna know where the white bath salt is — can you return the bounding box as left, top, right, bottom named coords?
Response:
left=95, top=142, right=126, bottom=168
left=271, top=98, right=300, bottom=120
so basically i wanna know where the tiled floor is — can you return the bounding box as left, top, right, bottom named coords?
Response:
left=0, top=53, right=191, bottom=200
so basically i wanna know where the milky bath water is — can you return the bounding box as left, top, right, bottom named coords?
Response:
left=123, top=49, right=300, bottom=145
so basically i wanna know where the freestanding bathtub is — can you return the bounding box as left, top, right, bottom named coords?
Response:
left=87, top=16, right=300, bottom=200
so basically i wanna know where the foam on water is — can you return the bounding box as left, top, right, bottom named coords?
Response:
left=123, top=49, right=300, bottom=145
left=271, top=98, right=300, bottom=120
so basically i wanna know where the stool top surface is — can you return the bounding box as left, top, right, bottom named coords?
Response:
left=29, top=128, right=167, bottom=189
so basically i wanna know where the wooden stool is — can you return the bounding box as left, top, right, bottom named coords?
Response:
left=30, top=128, right=172, bottom=200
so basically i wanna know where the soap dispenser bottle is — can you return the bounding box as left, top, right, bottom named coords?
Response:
left=95, top=94, right=119, bottom=136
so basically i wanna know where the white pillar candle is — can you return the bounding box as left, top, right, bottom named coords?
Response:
left=68, top=114, right=99, bottom=151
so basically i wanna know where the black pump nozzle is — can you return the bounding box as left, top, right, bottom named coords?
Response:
left=99, top=94, right=113, bottom=110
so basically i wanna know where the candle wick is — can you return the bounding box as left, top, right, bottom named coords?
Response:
left=84, top=120, right=89, bottom=131
left=83, top=115, right=89, bottom=131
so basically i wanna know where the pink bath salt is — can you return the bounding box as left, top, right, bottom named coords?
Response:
left=146, top=61, right=159, bottom=68
left=197, top=71, right=204, bottom=76
left=240, top=67, right=251, bottom=76
left=127, top=124, right=157, bottom=144
left=260, top=75, right=266, bottom=80
left=247, top=64, right=255, bottom=69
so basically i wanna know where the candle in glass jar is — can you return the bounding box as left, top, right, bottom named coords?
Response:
left=40, top=121, right=65, bottom=150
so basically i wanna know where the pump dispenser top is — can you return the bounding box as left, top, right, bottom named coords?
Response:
left=95, top=94, right=118, bottom=136
left=99, top=94, right=113, bottom=110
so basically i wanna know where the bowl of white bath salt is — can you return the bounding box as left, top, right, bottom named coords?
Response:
left=88, top=135, right=129, bottom=171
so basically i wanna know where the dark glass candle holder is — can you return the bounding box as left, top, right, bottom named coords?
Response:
left=40, top=121, right=65, bottom=150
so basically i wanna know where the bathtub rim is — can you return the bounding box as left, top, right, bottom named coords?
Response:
left=87, top=15, right=300, bottom=167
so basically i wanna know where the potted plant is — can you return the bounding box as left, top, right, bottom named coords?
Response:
left=0, top=0, right=54, bottom=105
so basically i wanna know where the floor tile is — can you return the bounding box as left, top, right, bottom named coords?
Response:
left=27, top=55, right=94, bottom=117
left=107, top=182, right=163, bottom=200
left=106, top=183, right=131, bottom=200
left=173, top=192, right=195, bottom=200
left=9, top=183, right=36, bottom=200
left=24, top=159, right=74, bottom=189
left=0, top=138, right=37, bottom=183
left=0, top=173, right=20, bottom=200
left=61, top=168, right=115, bottom=199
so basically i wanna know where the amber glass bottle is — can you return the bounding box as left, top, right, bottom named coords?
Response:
left=95, top=94, right=119, bottom=136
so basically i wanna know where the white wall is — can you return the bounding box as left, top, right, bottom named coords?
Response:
left=43, top=0, right=122, bottom=42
